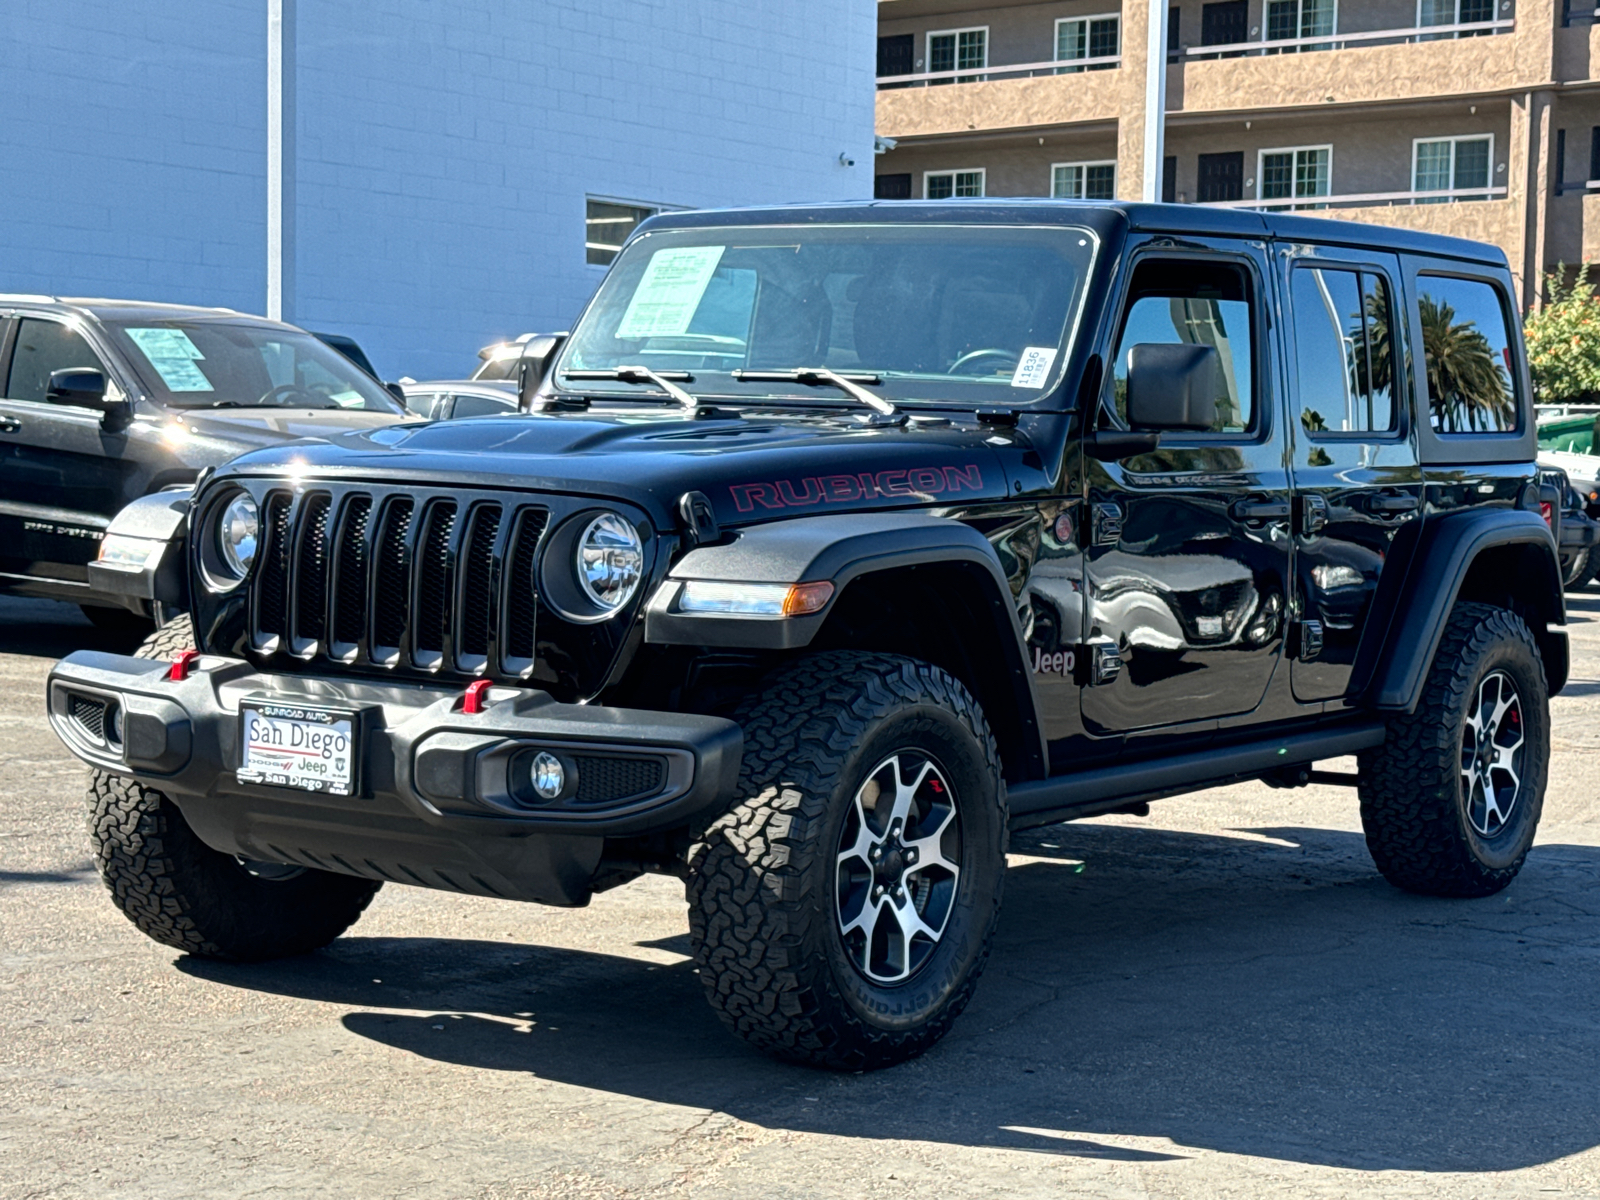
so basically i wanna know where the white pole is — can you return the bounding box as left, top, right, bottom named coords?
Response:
left=1141, top=0, right=1169, bottom=202
left=266, top=0, right=283, bottom=320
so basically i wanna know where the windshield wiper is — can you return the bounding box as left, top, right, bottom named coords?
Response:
left=732, top=368, right=896, bottom=417
left=563, top=366, right=700, bottom=412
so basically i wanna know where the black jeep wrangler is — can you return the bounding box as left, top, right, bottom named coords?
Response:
left=46, top=202, right=1565, bottom=1070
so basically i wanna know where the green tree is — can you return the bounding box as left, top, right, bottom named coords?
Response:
left=1525, top=262, right=1600, bottom=403
left=1422, top=294, right=1513, bottom=433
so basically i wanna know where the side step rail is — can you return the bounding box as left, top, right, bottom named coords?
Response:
left=1007, top=723, right=1385, bottom=832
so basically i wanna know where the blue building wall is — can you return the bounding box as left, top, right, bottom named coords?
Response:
left=0, top=1, right=877, bottom=379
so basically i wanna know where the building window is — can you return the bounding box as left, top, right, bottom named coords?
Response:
left=1412, top=135, right=1492, bottom=201
left=1418, top=0, right=1496, bottom=36
left=1264, top=0, right=1335, bottom=49
left=1055, top=15, right=1120, bottom=71
left=927, top=27, right=987, bottom=83
left=1052, top=161, right=1116, bottom=199
left=586, top=198, right=658, bottom=266
left=1259, top=145, right=1331, bottom=206
left=925, top=169, right=985, bottom=199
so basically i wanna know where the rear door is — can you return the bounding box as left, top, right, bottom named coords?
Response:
left=1081, top=239, right=1291, bottom=736
left=1278, top=245, right=1423, bottom=701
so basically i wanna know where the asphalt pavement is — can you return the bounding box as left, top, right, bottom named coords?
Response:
left=3, top=592, right=1599, bottom=1199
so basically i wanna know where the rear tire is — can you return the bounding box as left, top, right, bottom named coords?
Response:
left=1562, top=547, right=1597, bottom=592
left=1358, top=602, right=1548, bottom=898
left=688, top=651, right=1007, bottom=1070
left=85, top=614, right=381, bottom=959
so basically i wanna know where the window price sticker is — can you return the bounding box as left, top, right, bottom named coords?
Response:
left=1010, top=346, right=1059, bottom=389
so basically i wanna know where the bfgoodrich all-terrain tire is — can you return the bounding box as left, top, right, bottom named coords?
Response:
left=86, top=615, right=381, bottom=960
left=1358, top=601, right=1549, bottom=898
left=688, top=651, right=1007, bottom=1070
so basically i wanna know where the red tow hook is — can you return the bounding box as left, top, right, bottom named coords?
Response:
left=168, top=649, right=200, bottom=682
left=462, top=679, right=493, bottom=714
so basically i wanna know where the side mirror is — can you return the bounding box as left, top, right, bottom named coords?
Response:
left=384, top=381, right=408, bottom=404
left=1126, top=343, right=1220, bottom=432
left=46, top=368, right=109, bottom=410
left=517, top=334, right=567, bottom=410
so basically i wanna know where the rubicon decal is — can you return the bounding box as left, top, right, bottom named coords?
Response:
left=730, top=464, right=985, bottom=513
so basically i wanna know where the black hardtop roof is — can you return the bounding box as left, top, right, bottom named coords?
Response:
left=0, top=295, right=295, bottom=328
left=640, top=199, right=1507, bottom=269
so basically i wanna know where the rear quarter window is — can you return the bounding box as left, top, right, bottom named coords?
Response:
left=1415, top=275, right=1520, bottom=435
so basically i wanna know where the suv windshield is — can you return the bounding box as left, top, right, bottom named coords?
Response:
left=558, top=223, right=1096, bottom=407
left=102, top=319, right=402, bottom=412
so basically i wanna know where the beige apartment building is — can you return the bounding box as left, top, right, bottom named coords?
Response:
left=875, top=0, right=1600, bottom=304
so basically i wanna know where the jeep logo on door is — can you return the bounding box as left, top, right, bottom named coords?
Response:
left=730, top=464, right=985, bottom=513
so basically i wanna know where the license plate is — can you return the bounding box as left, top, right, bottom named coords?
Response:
left=238, top=702, right=356, bottom=795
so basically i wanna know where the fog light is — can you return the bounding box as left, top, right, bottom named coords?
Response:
left=531, top=751, right=565, bottom=800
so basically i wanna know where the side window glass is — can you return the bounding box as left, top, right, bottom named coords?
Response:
left=1290, top=266, right=1397, bottom=436
left=449, top=392, right=514, bottom=418
left=1110, top=258, right=1255, bottom=433
left=405, top=391, right=443, bottom=419
left=1416, top=275, right=1519, bottom=434
left=6, top=318, right=105, bottom=404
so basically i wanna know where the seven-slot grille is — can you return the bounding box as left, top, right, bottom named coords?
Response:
left=248, top=485, right=550, bottom=679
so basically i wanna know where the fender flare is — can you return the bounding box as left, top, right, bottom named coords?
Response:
left=644, top=512, right=1047, bottom=778
left=84, top=487, right=192, bottom=615
left=1366, top=508, right=1565, bottom=711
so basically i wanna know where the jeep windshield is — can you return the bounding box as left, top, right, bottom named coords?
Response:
left=557, top=223, right=1096, bottom=408
left=102, top=318, right=403, bottom=413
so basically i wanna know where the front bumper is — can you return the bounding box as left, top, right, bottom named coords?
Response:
left=46, top=651, right=742, bottom=906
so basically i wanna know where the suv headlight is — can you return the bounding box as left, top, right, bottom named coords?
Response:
left=576, top=512, right=643, bottom=610
left=216, top=492, right=259, bottom=582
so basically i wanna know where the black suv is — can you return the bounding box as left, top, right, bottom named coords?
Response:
left=47, top=203, right=1565, bottom=1069
left=0, top=297, right=407, bottom=628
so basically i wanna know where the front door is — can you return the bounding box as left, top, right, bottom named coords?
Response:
left=1197, top=152, right=1245, bottom=202
left=1201, top=0, right=1249, bottom=52
left=0, top=315, right=138, bottom=583
left=877, top=33, right=914, bottom=83
left=1081, top=242, right=1291, bottom=736
left=1278, top=246, right=1423, bottom=701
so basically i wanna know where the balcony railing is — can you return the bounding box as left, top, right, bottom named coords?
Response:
left=876, top=54, right=1120, bottom=88
left=1198, top=184, right=1509, bottom=210
left=1185, top=17, right=1513, bottom=57
left=875, top=17, right=1511, bottom=89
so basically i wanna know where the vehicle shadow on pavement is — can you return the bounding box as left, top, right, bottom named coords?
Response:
left=177, top=821, right=1600, bottom=1173
left=0, top=597, right=147, bottom=659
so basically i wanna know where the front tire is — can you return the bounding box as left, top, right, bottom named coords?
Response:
left=85, top=615, right=381, bottom=960
left=1561, top=547, right=1596, bottom=592
left=688, top=651, right=1007, bottom=1070
left=1358, top=602, right=1549, bottom=897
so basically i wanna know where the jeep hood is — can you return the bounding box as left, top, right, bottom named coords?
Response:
left=215, top=409, right=1036, bottom=529
left=165, top=407, right=411, bottom=456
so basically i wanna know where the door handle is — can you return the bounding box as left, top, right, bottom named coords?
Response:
left=1367, top=493, right=1419, bottom=515
left=1230, top=496, right=1291, bottom=522
left=0, top=416, right=19, bottom=434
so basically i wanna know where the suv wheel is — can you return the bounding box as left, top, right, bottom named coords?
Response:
left=86, top=615, right=382, bottom=959
left=688, top=651, right=1006, bottom=1070
left=1358, top=601, right=1549, bottom=897
left=1562, top=547, right=1596, bottom=592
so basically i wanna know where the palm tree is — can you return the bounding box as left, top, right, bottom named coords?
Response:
left=1418, top=295, right=1513, bottom=432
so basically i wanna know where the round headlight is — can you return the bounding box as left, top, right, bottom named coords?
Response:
left=217, top=492, right=259, bottom=580
left=575, top=513, right=643, bottom=611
